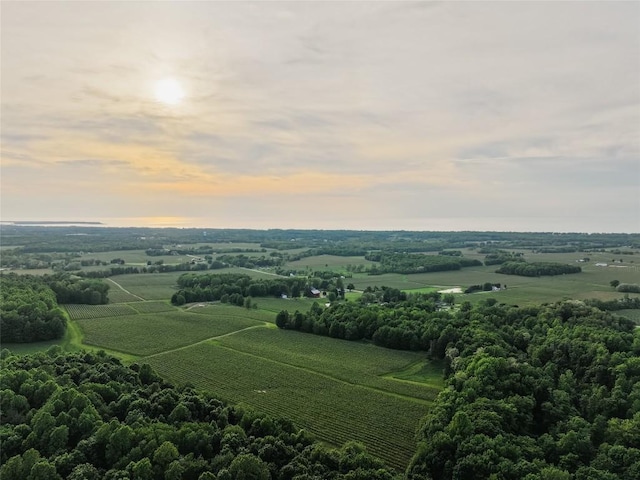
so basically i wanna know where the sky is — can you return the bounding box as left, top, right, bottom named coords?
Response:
left=1, top=1, right=639, bottom=233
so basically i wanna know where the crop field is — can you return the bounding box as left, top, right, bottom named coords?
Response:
left=106, top=286, right=143, bottom=303
left=145, top=341, right=431, bottom=470
left=217, top=328, right=442, bottom=402
left=186, top=304, right=276, bottom=323
left=286, top=254, right=376, bottom=270
left=129, top=301, right=176, bottom=314
left=108, top=273, right=184, bottom=300
left=77, top=311, right=265, bottom=356
left=64, top=303, right=138, bottom=320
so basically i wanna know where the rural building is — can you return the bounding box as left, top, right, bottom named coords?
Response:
left=309, top=288, right=321, bottom=298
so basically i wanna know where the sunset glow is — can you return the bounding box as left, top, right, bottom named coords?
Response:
left=1, top=2, right=638, bottom=231
left=154, top=78, right=185, bottom=105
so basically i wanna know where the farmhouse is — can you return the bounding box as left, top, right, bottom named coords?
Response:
left=309, top=288, right=321, bottom=298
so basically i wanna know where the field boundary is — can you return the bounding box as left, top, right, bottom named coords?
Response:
left=106, top=278, right=145, bottom=301
left=208, top=342, right=434, bottom=406
left=142, top=323, right=271, bottom=359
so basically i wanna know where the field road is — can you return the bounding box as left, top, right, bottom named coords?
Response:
left=106, top=278, right=145, bottom=301
left=239, top=267, right=287, bottom=277
left=141, top=323, right=269, bottom=359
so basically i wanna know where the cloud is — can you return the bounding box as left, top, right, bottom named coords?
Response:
left=1, top=1, right=638, bottom=231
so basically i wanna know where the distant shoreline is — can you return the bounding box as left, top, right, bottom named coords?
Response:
left=0, top=221, right=104, bottom=225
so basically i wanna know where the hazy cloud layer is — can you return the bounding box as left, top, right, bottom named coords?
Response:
left=1, top=1, right=638, bottom=232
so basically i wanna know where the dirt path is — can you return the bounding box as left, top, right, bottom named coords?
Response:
left=142, top=323, right=269, bottom=359
left=106, top=278, right=145, bottom=301
left=239, top=267, right=287, bottom=277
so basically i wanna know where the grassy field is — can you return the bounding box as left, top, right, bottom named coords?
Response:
left=76, top=310, right=266, bottom=356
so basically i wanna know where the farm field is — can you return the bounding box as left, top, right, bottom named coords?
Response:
left=62, top=279, right=444, bottom=471
left=186, top=304, right=276, bottom=323
left=217, top=327, right=442, bottom=401
left=108, top=272, right=185, bottom=300
left=145, top=341, right=431, bottom=470
left=65, top=303, right=138, bottom=320
left=76, top=310, right=266, bottom=356
left=286, top=254, right=376, bottom=270
left=128, top=300, right=176, bottom=314
left=79, top=249, right=193, bottom=265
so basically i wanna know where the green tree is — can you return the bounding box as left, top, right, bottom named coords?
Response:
left=228, top=454, right=270, bottom=480
left=153, top=441, right=179, bottom=467
left=131, top=458, right=153, bottom=480
left=610, top=280, right=620, bottom=288
left=276, top=310, right=289, bottom=329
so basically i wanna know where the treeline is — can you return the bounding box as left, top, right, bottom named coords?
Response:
left=483, top=250, right=524, bottom=265
left=0, top=274, right=66, bottom=343
left=276, top=292, right=452, bottom=351
left=364, top=252, right=482, bottom=275
left=77, top=262, right=211, bottom=279
left=2, top=225, right=639, bottom=254
left=585, top=295, right=640, bottom=312
left=47, top=275, right=110, bottom=305
left=215, top=254, right=283, bottom=269
left=406, top=301, right=640, bottom=479
left=171, top=273, right=335, bottom=305
left=0, top=349, right=396, bottom=480
left=464, top=282, right=502, bottom=293
left=496, top=261, right=582, bottom=277
left=145, top=246, right=216, bottom=256
left=616, top=283, right=640, bottom=294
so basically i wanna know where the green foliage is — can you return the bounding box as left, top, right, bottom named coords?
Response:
left=616, top=283, right=640, bottom=294
left=364, top=252, right=482, bottom=274
left=496, top=261, right=581, bottom=277
left=407, top=301, right=640, bottom=479
left=0, top=273, right=66, bottom=342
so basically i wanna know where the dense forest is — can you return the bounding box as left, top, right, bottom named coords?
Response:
left=0, top=349, right=396, bottom=480
left=407, top=301, right=640, bottom=479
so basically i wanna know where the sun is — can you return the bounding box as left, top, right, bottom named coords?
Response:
left=154, top=78, right=185, bottom=105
